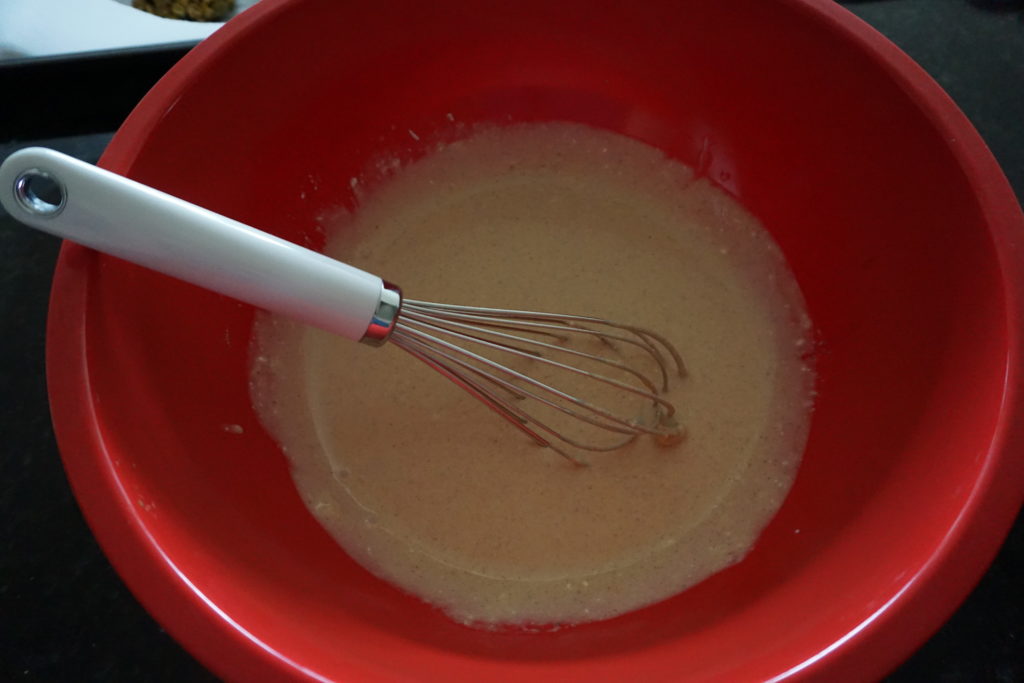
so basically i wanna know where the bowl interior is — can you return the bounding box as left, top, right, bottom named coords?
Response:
left=55, top=0, right=1011, bottom=680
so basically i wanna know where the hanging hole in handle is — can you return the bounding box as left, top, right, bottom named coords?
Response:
left=14, top=169, right=66, bottom=217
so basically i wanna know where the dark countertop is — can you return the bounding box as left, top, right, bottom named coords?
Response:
left=1, top=1, right=1021, bottom=680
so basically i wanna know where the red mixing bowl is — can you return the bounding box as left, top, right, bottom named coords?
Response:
left=46, top=0, right=1024, bottom=680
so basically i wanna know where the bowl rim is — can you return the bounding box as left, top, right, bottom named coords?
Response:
left=45, top=0, right=1024, bottom=680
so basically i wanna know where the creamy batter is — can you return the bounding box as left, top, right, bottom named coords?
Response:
left=250, top=123, right=814, bottom=627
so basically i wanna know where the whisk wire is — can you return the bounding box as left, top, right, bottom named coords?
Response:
left=388, top=300, right=686, bottom=464
left=392, top=331, right=638, bottom=465
left=389, top=332, right=582, bottom=463
left=399, top=309, right=663, bottom=395
left=401, top=304, right=677, bottom=389
left=396, top=317, right=677, bottom=422
left=392, top=328, right=647, bottom=437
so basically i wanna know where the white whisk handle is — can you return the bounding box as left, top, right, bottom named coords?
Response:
left=0, top=147, right=389, bottom=342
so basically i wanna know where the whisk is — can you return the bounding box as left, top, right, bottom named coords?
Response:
left=0, top=148, right=684, bottom=464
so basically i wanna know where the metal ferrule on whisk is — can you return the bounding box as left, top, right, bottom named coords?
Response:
left=360, top=282, right=402, bottom=346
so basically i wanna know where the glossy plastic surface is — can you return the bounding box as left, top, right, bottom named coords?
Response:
left=0, top=148, right=383, bottom=341
left=44, top=0, right=1024, bottom=681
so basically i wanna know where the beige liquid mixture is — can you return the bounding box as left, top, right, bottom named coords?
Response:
left=251, top=122, right=814, bottom=627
